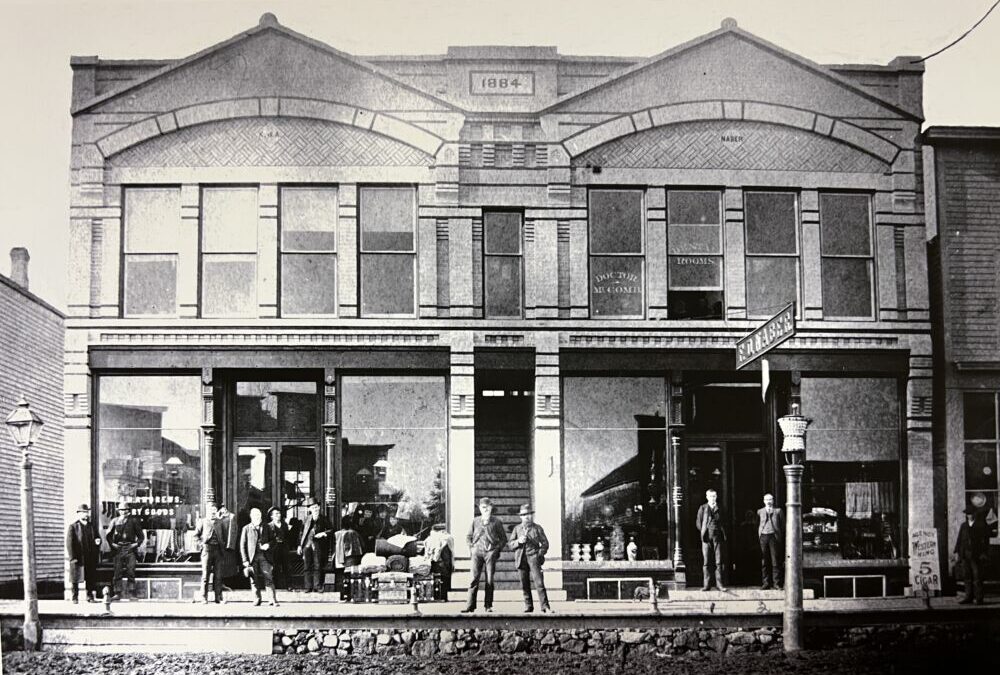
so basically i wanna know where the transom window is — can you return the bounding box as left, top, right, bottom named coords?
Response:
left=483, top=211, right=523, bottom=318
left=820, top=193, right=874, bottom=319
left=589, top=189, right=645, bottom=318
left=123, top=187, right=180, bottom=317
left=744, top=191, right=799, bottom=318
left=359, top=187, right=416, bottom=317
left=280, top=186, right=338, bottom=317
left=667, top=190, right=723, bottom=319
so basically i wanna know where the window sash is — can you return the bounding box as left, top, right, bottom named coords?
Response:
left=201, top=253, right=257, bottom=318
left=744, top=191, right=799, bottom=256
left=280, top=186, right=338, bottom=253
left=820, top=257, right=874, bottom=319
left=124, top=187, right=181, bottom=254
left=280, top=252, right=338, bottom=317
left=359, top=252, right=416, bottom=317
left=359, top=187, right=416, bottom=253
left=123, top=253, right=178, bottom=317
left=484, top=254, right=523, bottom=317
left=589, top=189, right=644, bottom=255
left=201, top=187, right=259, bottom=254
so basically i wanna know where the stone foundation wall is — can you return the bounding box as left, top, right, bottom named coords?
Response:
left=272, top=622, right=995, bottom=659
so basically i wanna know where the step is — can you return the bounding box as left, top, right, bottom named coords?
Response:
left=668, top=588, right=815, bottom=601
left=474, top=481, right=531, bottom=490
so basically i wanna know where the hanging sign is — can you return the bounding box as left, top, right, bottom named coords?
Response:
left=735, top=302, right=796, bottom=370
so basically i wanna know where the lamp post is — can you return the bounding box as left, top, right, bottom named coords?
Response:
left=5, top=397, right=45, bottom=651
left=778, top=403, right=810, bottom=653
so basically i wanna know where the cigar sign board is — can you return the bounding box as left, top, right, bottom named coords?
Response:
left=735, top=302, right=796, bottom=369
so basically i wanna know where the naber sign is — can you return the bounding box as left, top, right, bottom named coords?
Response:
left=736, top=302, right=796, bottom=369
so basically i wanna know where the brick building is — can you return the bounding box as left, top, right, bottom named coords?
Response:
left=924, top=127, right=1000, bottom=585
left=0, top=249, right=65, bottom=596
left=65, top=14, right=932, bottom=599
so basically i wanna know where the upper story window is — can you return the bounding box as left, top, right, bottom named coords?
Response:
left=820, top=193, right=874, bottom=319
left=483, top=211, right=523, bottom=317
left=667, top=190, right=723, bottom=319
left=359, top=187, right=416, bottom=317
left=744, top=191, right=799, bottom=318
left=589, top=189, right=644, bottom=318
left=280, top=187, right=338, bottom=317
left=123, top=187, right=180, bottom=317
left=201, top=187, right=258, bottom=318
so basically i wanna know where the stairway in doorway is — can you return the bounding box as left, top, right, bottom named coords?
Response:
left=474, top=426, right=531, bottom=590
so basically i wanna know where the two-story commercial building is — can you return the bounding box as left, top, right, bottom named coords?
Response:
left=65, top=14, right=931, bottom=599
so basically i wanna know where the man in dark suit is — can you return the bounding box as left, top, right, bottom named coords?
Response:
left=461, top=497, right=508, bottom=613
left=508, top=504, right=552, bottom=613
left=194, top=502, right=229, bottom=604
left=105, top=500, right=145, bottom=601
left=266, top=507, right=291, bottom=591
left=953, top=506, right=990, bottom=604
left=65, top=504, right=102, bottom=603
left=297, top=499, right=333, bottom=593
left=695, top=489, right=728, bottom=592
left=757, top=493, right=785, bottom=590
left=240, top=507, right=278, bottom=606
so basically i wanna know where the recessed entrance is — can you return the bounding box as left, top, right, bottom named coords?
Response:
left=234, top=441, right=319, bottom=530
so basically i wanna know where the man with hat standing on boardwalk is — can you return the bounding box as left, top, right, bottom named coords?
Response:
left=508, top=504, right=552, bottom=613
left=953, top=505, right=990, bottom=605
left=298, top=498, right=333, bottom=593
left=105, top=500, right=145, bottom=601
left=194, top=502, right=229, bottom=604
left=65, top=504, right=102, bottom=603
left=461, top=497, right=507, bottom=613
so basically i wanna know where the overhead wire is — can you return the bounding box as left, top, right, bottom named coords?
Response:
left=911, top=0, right=1000, bottom=63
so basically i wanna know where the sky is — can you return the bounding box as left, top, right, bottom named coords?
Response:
left=1, top=0, right=998, bottom=309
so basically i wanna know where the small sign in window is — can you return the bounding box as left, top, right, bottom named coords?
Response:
left=470, top=71, right=535, bottom=96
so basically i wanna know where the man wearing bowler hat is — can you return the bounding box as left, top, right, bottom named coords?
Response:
left=65, top=504, right=102, bottom=603
left=953, top=505, right=989, bottom=605
left=194, top=502, right=229, bottom=603
left=461, top=497, right=507, bottom=613
left=508, top=504, right=552, bottom=613
left=105, top=499, right=145, bottom=601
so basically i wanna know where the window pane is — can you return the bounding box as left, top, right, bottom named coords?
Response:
left=281, top=187, right=337, bottom=252
left=965, top=443, right=999, bottom=491
left=800, top=377, right=899, bottom=462
left=341, top=375, right=448, bottom=540
left=669, top=256, right=722, bottom=289
left=590, top=256, right=644, bottom=317
left=485, top=255, right=522, bottom=317
left=202, top=187, right=258, bottom=252
left=98, top=376, right=201, bottom=550
left=203, top=256, right=256, bottom=317
left=668, top=224, right=721, bottom=255
left=124, top=256, right=177, bottom=316
left=820, top=194, right=871, bottom=256
left=669, top=291, right=724, bottom=320
left=687, top=382, right=762, bottom=432
left=124, top=188, right=180, bottom=253
left=360, top=187, right=414, bottom=251
left=590, top=190, right=643, bottom=254
left=668, top=190, right=720, bottom=224
left=822, top=258, right=873, bottom=318
left=484, top=212, right=521, bottom=254
left=361, top=253, right=415, bottom=315
left=746, top=257, right=797, bottom=317
left=964, top=393, right=997, bottom=440
left=745, top=192, right=797, bottom=255
left=281, top=253, right=337, bottom=315
left=236, top=381, right=318, bottom=434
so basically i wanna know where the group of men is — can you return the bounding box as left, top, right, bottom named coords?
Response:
left=462, top=497, right=552, bottom=614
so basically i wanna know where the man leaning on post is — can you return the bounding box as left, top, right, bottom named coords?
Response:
left=461, top=497, right=507, bottom=613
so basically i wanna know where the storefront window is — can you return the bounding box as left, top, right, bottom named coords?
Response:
left=801, top=377, right=901, bottom=559
left=745, top=191, right=799, bottom=318
left=201, top=187, right=258, bottom=317
left=963, top=392, right=1000, bottom=539
left=667, top=190, right=723, bottom=319
left=97, top=375, right=201, bottom=563
left=589, top=190, right=645, bottom=318
left=820, top=193, right=874, bottom=319
left=235, top=381, right=318, bottom=434
left=359, top=187, right=416, bottom=316
left=340, top=375, right=448, bottom=548
left=563, top=377, right=669, bottom=560
left=123, top=187, right=180, bottom=317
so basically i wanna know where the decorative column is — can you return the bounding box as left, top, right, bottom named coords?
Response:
left=778, top=403, right=811, bottom=653
left=200, top=368, right=216, bottom=508
left=323, top=370, right=338, bottom=512
left=669, top=427, right=686, bottom=585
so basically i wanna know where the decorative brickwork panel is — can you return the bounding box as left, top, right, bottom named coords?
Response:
left=108, top=117, right=433, bottom=167
left=573, top=120, right=887, bottom=173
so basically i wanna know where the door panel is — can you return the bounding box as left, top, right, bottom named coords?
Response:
left=729, top=445, right=764, bottom=586
left=236, top=444, right=274, bottom=529
left=686, top=446, right=723, bottom=586
left=280, top=443, right=317, bottom=526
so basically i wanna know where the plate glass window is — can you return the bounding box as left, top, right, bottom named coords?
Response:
left=744, top=192, right=799, bottom=318
left=280, top=187, right=338, bottom=316
left=123, top=187, right=180, bottom=316
left=667, top=190, right=723, bottom=319
left=820, top=193, right=874, bottom=319
left=359, top=187, right=416, bottom=316
left=483, top=211, right=523, bottom=317
left=963, top=392, right=1000, bottom=541
left=589, top=190, right=645, bottom=318
left=201, top=187, right=258, bottom=318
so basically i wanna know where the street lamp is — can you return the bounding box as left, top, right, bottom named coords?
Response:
left=778, top=403, right=811, bottom=653
left=5, top=397, right=44, bottom=651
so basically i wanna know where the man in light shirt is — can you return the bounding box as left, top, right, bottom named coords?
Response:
left=757, top=493, right=785, bottom=590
